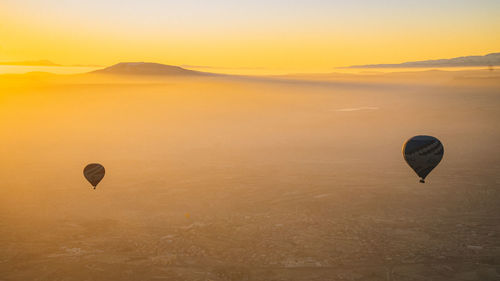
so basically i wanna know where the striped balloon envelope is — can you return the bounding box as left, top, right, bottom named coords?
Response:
left=83, top=163, right=105, bottom=189
left=403, top=136, right=444, bottom=183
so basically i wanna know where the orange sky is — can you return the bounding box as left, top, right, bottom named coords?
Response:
left=1, top=0, right=500, bottom=74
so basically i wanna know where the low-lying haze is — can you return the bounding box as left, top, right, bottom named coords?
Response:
left=0, top=69, right=499, bottom=280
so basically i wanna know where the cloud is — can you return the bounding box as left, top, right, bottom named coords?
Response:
left=181, top=65, right=266, bottom=70
left=335, top=106, right=379, bottom=112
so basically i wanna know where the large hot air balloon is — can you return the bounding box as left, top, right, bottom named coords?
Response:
left=83, top=163, right=105, bottom=189
left=403, top=136, right=444, bottom=183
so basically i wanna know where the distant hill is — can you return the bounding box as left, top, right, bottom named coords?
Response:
left=0, top=60, right=60, bottom=66
left=91, top=62, right=212, bottom=76
left=345, top=52, right=500, bottom=68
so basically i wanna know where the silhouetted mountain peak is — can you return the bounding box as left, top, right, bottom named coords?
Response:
left=92, top=62, right=209, bottom=76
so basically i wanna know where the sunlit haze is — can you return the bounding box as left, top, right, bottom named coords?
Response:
left=2, top=0, right=500, bottom=74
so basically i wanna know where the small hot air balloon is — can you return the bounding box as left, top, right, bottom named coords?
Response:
left=403, top=135, right=444, bottom=183
left=83, top=163, right=105, bottom=189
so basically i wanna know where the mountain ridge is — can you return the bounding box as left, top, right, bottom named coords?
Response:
left=91, top=62, right=214, bottom=76
left=0, top=60, right=60, bottom=66
left=344, top=52, right=500, bottom=68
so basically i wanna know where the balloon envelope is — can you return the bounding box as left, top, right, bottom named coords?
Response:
left=83, top=163, right=105, bottom=189
left=403, top=135, right=444, bottom=183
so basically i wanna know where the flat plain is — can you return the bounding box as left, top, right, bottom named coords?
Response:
left=0, top=69, right=499, bottom=280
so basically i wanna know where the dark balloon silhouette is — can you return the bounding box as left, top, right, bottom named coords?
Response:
left=83, top=163, right=105, bottom=189
left=403, top=135, right=444, bottom=183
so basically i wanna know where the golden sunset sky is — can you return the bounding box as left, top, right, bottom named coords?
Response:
left=1, top=0, right=500, bottom=74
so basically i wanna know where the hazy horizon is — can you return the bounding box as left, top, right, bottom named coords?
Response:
left=0, top=61, right=499, bottom=76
